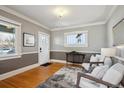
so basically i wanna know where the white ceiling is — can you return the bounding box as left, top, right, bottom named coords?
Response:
left=6, top=5, right=114, bottom=31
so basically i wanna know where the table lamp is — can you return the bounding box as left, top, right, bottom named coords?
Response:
left=101, top=48, right=116, bottom=57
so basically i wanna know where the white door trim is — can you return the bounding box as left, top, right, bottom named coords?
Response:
left=38, top=31, right=50, bottom=65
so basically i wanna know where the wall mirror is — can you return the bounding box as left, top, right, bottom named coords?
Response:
left=113, top=18, right=124, bottom=58
left=113, top=18, right=124, bottom=46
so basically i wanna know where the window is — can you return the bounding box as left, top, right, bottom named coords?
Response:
left=64, top=31, right=88, bottom=47
left=0, top=29, right=15, bottom=55
left=0, top=16, right=21, bottom=59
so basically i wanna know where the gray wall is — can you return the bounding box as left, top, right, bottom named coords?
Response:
left=51, top=24, right=108, bottom=52
left=0, top=53, right=38, bottom=74
left=0, top=9, right=50, bottom=53
left=50, top=51, right=99, bottom=61
left=107, top=6, right=124, bottom=47
left=0, top=9, right=50, bottom=74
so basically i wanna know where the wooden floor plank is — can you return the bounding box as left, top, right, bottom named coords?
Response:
left=0, top=63, right=64, bottom=88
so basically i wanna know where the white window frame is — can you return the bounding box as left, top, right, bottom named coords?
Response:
left=0, top=15, right=21, bottom=61
left=64, top=31, right=88, bottom=47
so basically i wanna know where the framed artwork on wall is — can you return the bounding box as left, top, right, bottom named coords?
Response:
left=23, top=33, right=35, bottom=47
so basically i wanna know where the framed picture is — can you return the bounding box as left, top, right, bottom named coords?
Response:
left=23, top=33, right=35, bottom=47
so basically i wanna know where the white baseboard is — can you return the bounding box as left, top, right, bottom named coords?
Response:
left=0, top=63, right=40, bottom=80
left=50, top=59, right=66, bottom=63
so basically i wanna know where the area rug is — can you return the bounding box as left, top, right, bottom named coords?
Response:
left=37, top=66, right=84, bottom=88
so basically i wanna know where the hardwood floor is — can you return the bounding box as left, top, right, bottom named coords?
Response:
left=0, top=63, right=65, bottom=88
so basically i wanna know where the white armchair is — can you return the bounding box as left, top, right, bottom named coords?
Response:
left=83, top=47, right=116, bottom=72
left=82, top=55, right=110, bottom=72
left=82, top=55, right=99, bottom=71
left=76, top=63, right=124, bottom=88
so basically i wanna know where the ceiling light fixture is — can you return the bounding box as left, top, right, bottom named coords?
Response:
left=54, top=7, right=68, bottom=27
left=55, top=8, right=67, bottom=18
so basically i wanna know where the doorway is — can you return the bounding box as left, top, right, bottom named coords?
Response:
left=38, top=32, right=50, bottom=65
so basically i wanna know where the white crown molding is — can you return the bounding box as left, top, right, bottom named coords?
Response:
left=0, top=5, right=118, bottom=32
left=0, top=5, right=51, bottom=31
left=0, top=15, right=21, bottom=26
left=51, top=21, right=106, bottom=31
left=50, top=6, right=118, bottom=31
left=105, top=5, right=118, bottom=23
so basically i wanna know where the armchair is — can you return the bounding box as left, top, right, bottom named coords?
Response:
left=76, top=63, right=124, bottom=88
left=76, top=72, right=119, bottom=88
left=82, top=54, right=106, bottom=72
left=89, top=57, right=112, bottom=67
left=83, top=48, right=115, bottom=72
left=83, top=48, right=116, bottom=72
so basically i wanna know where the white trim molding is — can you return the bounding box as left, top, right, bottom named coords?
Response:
left=50, top=59, right=66, bottom=63
left=51, top=21, right=105, bottom=31
left=0, top=5, right=118, bottom=32
left=0, top=63, right=40, bottom=80
left=105, top=5, right=118, bottom=23
left=50, top=50, right=100, bottom=53
left=38, top=31, right=50, bottom=65
left=50, top=50, right=67, bottom=52
left=22, top=51, right=38, bottom=55
left=0, top=15, right=22, bottom=61
left=0, top=51, right=38, bottom=61
left=0, top=5, right=51, bottom=31
left=51, top=5, right=118, bottom=31
left=50, top=59, right=78, bottom=64
left=0, top=15, right=21, bottom=26
left=0, top=55, right=21, bottom=61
